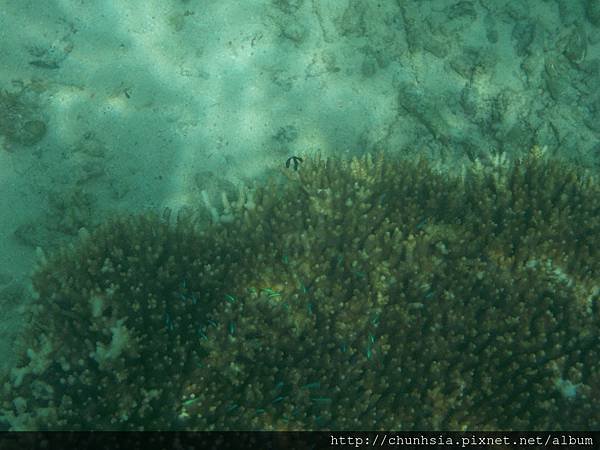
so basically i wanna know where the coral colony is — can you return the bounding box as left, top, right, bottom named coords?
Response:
left=2, top=151, right=599, bottom=430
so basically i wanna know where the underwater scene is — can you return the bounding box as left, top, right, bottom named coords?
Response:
left=0, top=0, right=599, bottom=431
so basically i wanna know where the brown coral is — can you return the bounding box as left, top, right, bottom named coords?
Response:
left=2, top=152, right=599, bottom=430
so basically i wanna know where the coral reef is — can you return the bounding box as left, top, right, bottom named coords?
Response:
left=1, top=152, right=599, bottom=430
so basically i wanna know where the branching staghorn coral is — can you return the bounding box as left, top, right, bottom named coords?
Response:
left=2, top=151, right=599, bottom=430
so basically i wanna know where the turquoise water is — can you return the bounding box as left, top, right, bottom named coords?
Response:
left=0, top=0, right=599, bottom=431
